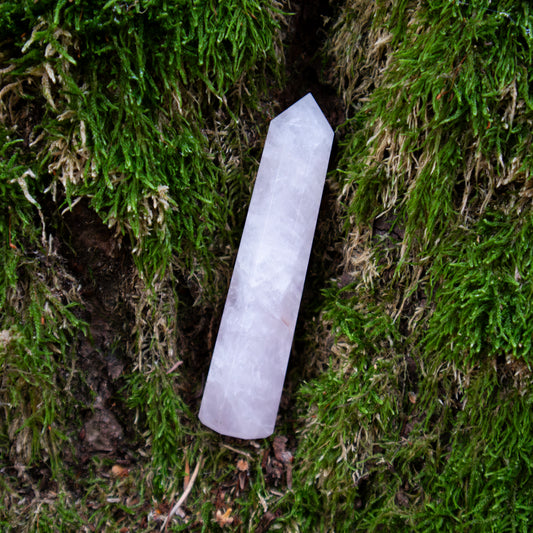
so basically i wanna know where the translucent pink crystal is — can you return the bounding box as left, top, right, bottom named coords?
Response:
left=199, top=94, right=334, bottom=439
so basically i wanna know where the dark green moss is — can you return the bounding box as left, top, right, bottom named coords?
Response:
left=290, top=1, right=533, bottom=531
left=0, top=0, right=286, bottom=524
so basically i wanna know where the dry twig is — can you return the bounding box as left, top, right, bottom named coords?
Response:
left=162, top=454, right=203, bottom=532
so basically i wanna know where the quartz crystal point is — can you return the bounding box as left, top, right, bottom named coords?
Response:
left=199, top=93, right=334, bottom=439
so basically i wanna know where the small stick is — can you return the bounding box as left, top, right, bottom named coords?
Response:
left=166, top=360, right=183, bottom=375
left=183, top=451, right=190, bottom=490
left=162, top=455, right=203, bottom=532
left=221, top=444, right=253, bottom=459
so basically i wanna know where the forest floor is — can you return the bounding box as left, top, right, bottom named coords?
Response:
left=2, top=0, right=533, bottom=531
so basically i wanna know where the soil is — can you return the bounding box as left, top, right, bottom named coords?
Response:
left=277, top=0, right=345, bottom=128
left=58, top=199, right=138, bottom=462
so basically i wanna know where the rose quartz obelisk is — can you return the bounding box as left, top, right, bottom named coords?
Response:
left=199, top=94, right=334, bottom=439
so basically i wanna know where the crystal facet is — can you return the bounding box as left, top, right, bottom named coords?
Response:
left=199, top=93, right=334, bottom=439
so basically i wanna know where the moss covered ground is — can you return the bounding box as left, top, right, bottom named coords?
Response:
left=1, top=0, right=533, bottom=531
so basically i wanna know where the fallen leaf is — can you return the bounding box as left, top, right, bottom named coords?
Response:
left=215, top=507, right=234, bottom=527
left=256, top=511, right=281, bottom=533
left=236, top=459, right=249, bottom=472
left=111, top=464, right=129, bottom=478
left=236, top=458, right=250, bottom=491
left=273, top=436, right=293, bottom=464
left=265, top=458, right=283, bottom=481
left=286, top=462, right=293, bottom=490
left=238, top=472, right=248, bottom=491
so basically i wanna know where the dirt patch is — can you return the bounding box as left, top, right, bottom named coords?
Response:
left=58, top=199, right=138, bottom=462
left=278, top=0, right=345, bottom=128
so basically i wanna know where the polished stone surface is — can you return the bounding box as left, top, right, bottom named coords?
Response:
left=199, top=94, right=334, bottom=439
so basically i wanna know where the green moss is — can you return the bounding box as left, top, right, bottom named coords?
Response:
left=290, top=358, right=404, bottom=530
left=0, top=268, right=87, bottom=474
left=0, top=0, right=287, bottom=527
left=126, top=368, right=191, bottom=495
left=4, top=0, right=533, bottom=529
left=288, top=1, right=533, bottom=531
left=413, top=368, right=533, bottom=531
left=0, top=122, right=88, bottom=473
left=426, top=211, right=533, bottom=366
left=343, top=0, right=533, bottom=256
left=1, top=0, right=284, bottom=279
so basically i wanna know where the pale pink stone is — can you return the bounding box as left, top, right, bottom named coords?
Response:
left=199, top=94, right=334, bottom=439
